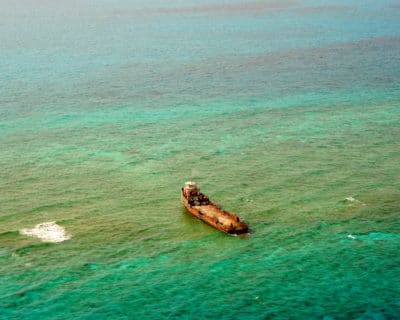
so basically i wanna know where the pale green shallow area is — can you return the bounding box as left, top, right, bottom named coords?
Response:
left=1, top=0, right=400, bottom=319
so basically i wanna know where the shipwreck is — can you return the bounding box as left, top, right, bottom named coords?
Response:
left=181, top=181, right=249, bottom=236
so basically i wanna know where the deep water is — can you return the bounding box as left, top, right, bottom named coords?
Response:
left=1, top=1, right=400, bottom=319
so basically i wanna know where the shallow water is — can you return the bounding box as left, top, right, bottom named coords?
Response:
left=1, top=0, right=400, bottom=319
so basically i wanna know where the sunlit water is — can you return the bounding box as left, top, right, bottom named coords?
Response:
left=1, top=1, right=399, bottom=319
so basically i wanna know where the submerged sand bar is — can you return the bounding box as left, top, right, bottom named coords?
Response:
left=20, top=221, right=70, bottom=243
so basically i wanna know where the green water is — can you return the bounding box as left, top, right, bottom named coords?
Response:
left=1, top=1, right=400, bottom=319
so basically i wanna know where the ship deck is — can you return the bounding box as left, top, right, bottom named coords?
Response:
left=192, top=204, right=235, bottom=226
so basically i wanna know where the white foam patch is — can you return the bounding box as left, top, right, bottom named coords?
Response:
left=20, top=222, right=70, bottom=243
left=345, top=196, right=366, bottom=205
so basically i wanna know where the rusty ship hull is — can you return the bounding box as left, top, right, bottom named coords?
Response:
left=181, top=184, right=249, bottom=236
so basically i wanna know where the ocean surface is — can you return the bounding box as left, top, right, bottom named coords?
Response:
left=1, top=1, right=400, bottom=319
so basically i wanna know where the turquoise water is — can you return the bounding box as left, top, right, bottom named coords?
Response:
left=1, top=1, right=400, bottom=319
